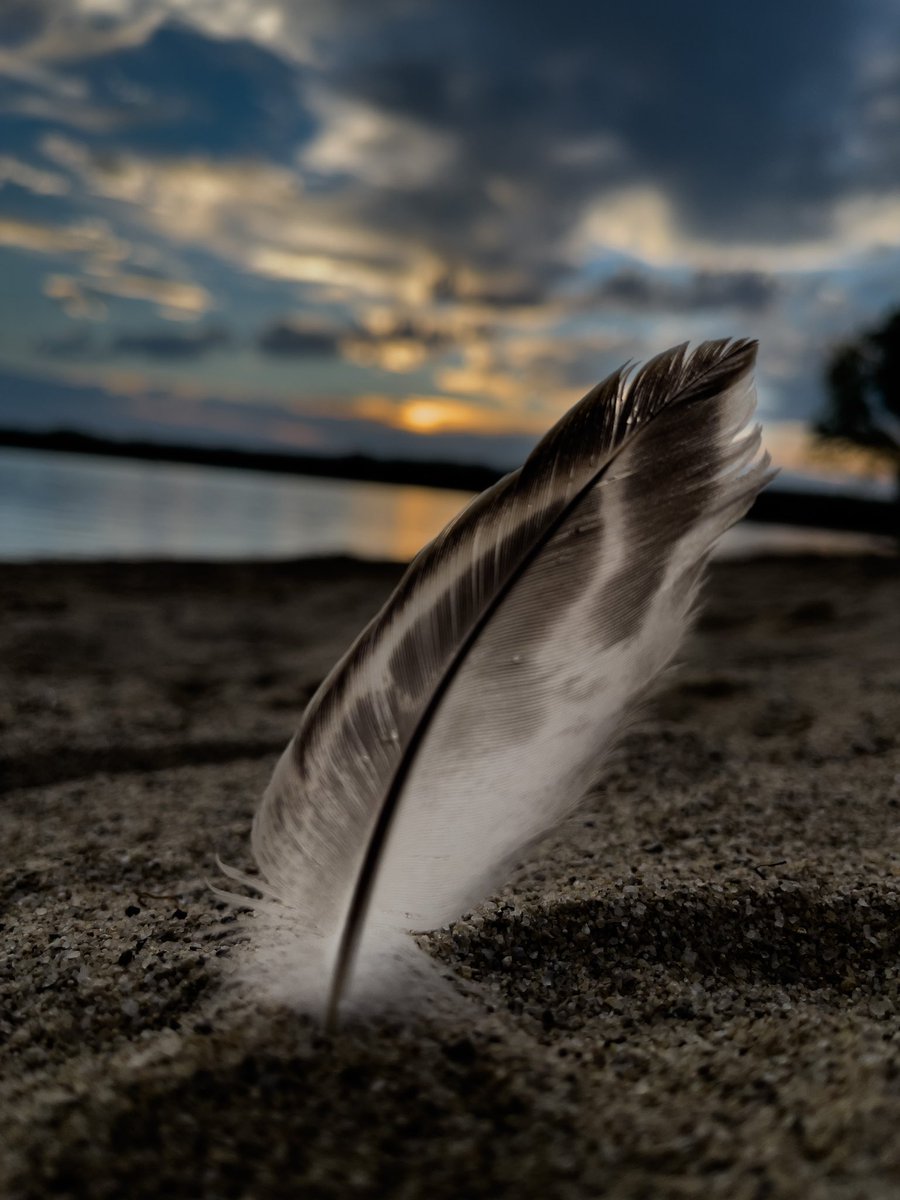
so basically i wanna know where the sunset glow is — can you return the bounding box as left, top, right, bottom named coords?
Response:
left=0, top=2, right=897, bottom=478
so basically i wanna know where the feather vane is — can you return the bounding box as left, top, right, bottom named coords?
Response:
left=233, top=339, right=772, bottom=1025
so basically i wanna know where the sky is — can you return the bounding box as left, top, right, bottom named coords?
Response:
left=0, top=0, right=898, bottom=473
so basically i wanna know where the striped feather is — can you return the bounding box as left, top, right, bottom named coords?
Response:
left=236, top=338, right=772, bottom=1025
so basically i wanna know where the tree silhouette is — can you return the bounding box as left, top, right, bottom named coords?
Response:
left=817, top=308, right=900, bottom=503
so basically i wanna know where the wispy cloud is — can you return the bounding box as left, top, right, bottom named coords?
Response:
left=0, top=154, right=68, bottom=195
left=300, top=90, right=459, bottom=189
left=42, top=135, right=439, bottom=304
left=0, top=214, right=122, bottom=257
left=0, top=205, right=210, bottom=320
left=44, top=269, right=212, bottom=319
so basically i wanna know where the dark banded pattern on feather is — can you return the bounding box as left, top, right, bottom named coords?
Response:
left=244, top=339, right=772, bottom=1024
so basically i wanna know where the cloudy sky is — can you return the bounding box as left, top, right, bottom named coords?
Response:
left=0, top=0, right=898, bottom=470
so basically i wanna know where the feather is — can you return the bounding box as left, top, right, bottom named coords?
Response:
left=232, top=338, right=773, bottom=1027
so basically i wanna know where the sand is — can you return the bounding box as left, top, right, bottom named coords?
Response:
left=1, top=555, right=898, bottom=1200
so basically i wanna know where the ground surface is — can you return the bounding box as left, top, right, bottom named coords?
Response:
left=1, top=555, right=898, bottom=1200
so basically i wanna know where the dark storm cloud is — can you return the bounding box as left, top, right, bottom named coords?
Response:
left=317, top=0, right=896, bottom=260
left=111, top=325, right=231, bottom=359
left=6, top=1, right=899, bottom=272
left=36, top=325, right=232, bottom=361
left=257, top=321, right=344, bottom=357
left=0, top=0, right=47, bottom=46
left=257, top=315, right=453, bottom=358
left=10, top=0, right=896, bottom=319
left=35, top=328, right=98, bottom=359
left=586, top=270, right=779, bottom=314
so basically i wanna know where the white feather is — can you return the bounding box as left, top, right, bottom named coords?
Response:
left=229, top=339, right=773, bottom=1025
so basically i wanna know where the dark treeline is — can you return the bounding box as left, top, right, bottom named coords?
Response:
left=0, top=427, right=501, bottom=493
left=2, top=426, right=896, bottom=538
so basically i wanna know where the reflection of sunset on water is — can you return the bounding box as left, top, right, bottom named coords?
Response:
left=0, top=449, right=475, bottom=562
left=5, top=447, right=887, bottom=565
left=342, top=479, right=471, bottom=561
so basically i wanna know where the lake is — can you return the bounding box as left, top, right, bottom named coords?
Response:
left=0, top=447, right=887, bottom=562
left=0, top=447, right=475, bottom=562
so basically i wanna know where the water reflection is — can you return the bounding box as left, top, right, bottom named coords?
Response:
left=0, top=448, right=473, bottom=561
left=0, top=448, right=888, bottom=562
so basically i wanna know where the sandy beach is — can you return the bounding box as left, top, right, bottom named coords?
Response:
left=1, top=554, right=898, bottom=1200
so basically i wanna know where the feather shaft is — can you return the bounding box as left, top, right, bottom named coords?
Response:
left=323, top=389, right=673, bottom=1027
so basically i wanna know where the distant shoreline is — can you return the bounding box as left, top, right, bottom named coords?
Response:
left=0, top=427, right=499, bottom=493
left=1, top=426, right=896, bottom=537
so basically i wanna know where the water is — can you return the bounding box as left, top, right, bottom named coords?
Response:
left=0, top=447, right=889, bottom=562
left=0, top=448, right=474, bottom=562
